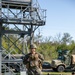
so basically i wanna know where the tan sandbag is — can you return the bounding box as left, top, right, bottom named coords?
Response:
left=71, top=55, right=75, bottom=64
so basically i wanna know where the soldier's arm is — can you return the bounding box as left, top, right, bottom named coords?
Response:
left=23, top=54, right=30, bottom=65
left=38, top=53, right=44, bottom=61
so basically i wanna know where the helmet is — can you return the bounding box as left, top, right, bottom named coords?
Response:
left=30, top=44, right=37, bottom=49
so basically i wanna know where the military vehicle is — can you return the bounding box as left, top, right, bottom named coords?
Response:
left=51, top=50, right=75, bottom=72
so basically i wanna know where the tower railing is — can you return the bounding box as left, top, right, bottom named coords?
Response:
left=1, top=0, right=46, bottom=25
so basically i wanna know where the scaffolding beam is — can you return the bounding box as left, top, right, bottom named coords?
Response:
left=0, top=24, right=2, bottom=75
left=0, top=0, right=2, bottom=74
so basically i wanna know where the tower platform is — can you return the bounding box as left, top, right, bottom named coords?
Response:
left=2, top=0, right=31, bottom=9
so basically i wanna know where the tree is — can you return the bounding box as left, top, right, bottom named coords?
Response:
left=61, top=33, right=72, bottom=44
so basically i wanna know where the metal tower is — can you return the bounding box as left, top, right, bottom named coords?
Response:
left=0, top=0, right=46, bottom=74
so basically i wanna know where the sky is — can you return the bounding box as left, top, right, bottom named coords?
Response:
left=36, top=0, right=75, bottom=40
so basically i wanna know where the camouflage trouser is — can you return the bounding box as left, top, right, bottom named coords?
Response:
left=27, top=68, right=42, bottom=75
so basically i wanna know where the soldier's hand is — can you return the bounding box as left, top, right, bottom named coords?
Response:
left=35, top=54, right=39, bottom=59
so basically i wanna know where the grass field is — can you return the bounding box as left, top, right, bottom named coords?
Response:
left=42, top=72, right=72, bottom=75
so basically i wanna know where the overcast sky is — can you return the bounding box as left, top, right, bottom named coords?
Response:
left=36, top=0, right=75, bottom=40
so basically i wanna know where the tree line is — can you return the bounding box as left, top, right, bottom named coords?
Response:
left=2, top=32, right=75, bottom=61
left=35, top=33, right=75, bottom=60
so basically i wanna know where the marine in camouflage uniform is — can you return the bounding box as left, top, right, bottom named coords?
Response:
left=23, top=44, right=44, bottom=75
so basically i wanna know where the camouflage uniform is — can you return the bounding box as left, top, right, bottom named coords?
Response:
left=23, top=44, right=44, bottom=75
